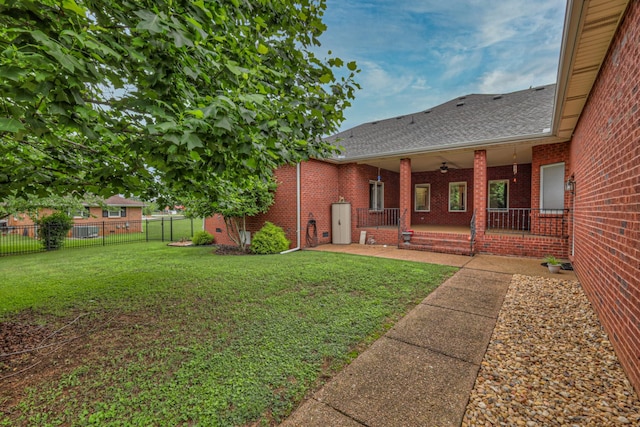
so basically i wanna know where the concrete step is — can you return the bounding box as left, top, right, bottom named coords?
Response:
left=401, top=233, right=473, bottom=256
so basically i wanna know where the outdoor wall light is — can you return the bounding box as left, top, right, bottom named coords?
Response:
left=565, top=176, right=575, bottom=193
left=440, top=162, right=449, bottom=173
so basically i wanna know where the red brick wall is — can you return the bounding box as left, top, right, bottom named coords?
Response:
left=337, top=163, right=400, bottom=243
left=206, top=161, right=341, bottom=248
left=477, top=234, right=567, bottom=258
left=411, top=167, right=475, bottom=226
left=487, top=164, right=532, bottom=208
left=531, top=142, right=572, bottom=211
left=567, top=1, right=640, bottom=394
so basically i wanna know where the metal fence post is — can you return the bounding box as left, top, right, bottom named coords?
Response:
left=102, top=222, right=106, bottom=246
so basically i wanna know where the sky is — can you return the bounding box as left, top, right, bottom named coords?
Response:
left=317, top=0, right=567, bottom=131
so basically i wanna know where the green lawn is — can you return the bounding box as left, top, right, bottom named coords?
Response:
left=0, top=243, right=456, bottom=426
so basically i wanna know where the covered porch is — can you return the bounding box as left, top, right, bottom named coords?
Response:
left=354, top=142, right=572, bottom=257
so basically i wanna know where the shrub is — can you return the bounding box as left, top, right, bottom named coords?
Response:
left=37, top=212, right=73, bottom=250
left=192, top=230, right=215, bottom=246
left=250, top=222, right=290, bottom=254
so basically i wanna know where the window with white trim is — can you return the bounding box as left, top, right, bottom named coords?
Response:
left=449, top=182, right=467, bottom=212
left=102, top=207, right=127, bottom=218
left=540, top=163, right=565, bottom=211
left=369, top=181, right=384, bottom=211
left=488, top=180, right=509, bottom=210
left=414, top=184, right=430, bottom=211
left=70, top=207, right=90, bottom=219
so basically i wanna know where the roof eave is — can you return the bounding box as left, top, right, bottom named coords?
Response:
left=329, top=132, right=563, bottom=164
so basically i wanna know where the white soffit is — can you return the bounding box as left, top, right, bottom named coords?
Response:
left=554, top=0, right=630, bottom=140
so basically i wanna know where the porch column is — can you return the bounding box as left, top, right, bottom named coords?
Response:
left=399, top=158, right=412, bottom=229
left=473, top=150, right=487, bottom=235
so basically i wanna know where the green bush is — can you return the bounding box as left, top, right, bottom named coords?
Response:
left=37, top=212, right=74, bottom=250
left=250, top=222, right=290, bottom=254
left=192, top=230, right=215, bottom=246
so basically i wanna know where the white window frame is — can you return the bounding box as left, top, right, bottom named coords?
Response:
left=488, top=180, right=509, bottom=211
left=414, top=184, right=431, bottom=212
left=369, top=180, right=384, bottom=211
left=540, top=162, right=565, bottom=211
left=448, top=182, right=467, bottom=212
left=71, top=207, right=90, bottom=219
left=107, top=208, right=122, bottom=218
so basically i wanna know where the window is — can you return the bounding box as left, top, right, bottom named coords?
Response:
left=540, top=163, right=565, bottom=211
left=102, top=207, right=127, bottom=218
left=488, top=180, right=509, bottom=210
left=449, top=182, right=467, bottom=212
left=369, top=180, right=384, bottom=211
left=415, top=184, right=430, bottom=211
left=71, top=207, right=90, bottom=219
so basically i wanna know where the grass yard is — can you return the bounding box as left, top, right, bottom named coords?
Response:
left=0, top=243, right=456, bottom=426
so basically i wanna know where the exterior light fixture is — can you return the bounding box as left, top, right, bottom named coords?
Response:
left=565, top=176, right=575, bottom=193
left=440, top=162, right=449, bottom=173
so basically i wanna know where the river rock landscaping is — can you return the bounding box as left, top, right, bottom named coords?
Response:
left=463, top=274, right=639, bottom=426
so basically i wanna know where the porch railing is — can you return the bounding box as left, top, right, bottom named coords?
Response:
left=486, top=208, right=569, bottom=237
left=356, top=208, right=400, bottom=228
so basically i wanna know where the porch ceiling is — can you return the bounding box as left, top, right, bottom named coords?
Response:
left=362, top=141, right=537, bottom=173
left=553, top=0, right=630, bottom=139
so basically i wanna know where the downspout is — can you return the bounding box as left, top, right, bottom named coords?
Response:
left=281, top=162, right=301, bottom=254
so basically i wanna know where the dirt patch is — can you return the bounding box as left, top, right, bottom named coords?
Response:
left=0, top=310, right=134, bottom=419
left=213, top=245, right=250, bottom=255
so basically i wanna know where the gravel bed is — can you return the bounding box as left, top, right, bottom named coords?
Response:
left=463, top=275, right=640, bottom=426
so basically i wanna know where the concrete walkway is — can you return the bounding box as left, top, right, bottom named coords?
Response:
left=281, top=244, right=576, bottom=427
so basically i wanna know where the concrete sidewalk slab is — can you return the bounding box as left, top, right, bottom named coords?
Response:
left=313, top=337, right=478, bottom=427
left=426, top=285, right=504, bottom=318
left=281, top=245, right=570, bottom=427
left=281, top=399, right=364, bottom=427
left=386, top=305, right=497, bottom=365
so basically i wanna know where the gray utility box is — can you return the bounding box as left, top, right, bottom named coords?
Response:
left=331, top=202, right=351, bottom=244
left=72, top=225, right=99, bottom=238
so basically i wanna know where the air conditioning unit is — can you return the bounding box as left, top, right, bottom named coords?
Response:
left=72, top=225, right=99, bottom=238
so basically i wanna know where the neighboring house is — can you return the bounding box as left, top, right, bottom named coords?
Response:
left=2, top=195, right=145, bottom=237
left=206, top=0, right=639, bottom=392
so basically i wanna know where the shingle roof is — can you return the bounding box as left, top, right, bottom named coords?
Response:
left=103, top=195, right=146, bottom=207
left=327, top=84, right=556, bottom=160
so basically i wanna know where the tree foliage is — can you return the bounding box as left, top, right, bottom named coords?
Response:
left=185, top=173, right=277, bottom=250
left=36, top=211, right=73, bottom=250
left=0, top=0, right=358, bottom=202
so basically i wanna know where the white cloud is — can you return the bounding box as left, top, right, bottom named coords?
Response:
left=357, top=61, right=414, bottom=97
left=321, top=0, right=567, bottom=131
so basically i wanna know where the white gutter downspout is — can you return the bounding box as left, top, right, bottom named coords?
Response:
left=281, top=162, right=301, bottom=254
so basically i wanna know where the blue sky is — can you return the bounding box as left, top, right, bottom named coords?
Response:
left=318, top=0, right=567, bottom=131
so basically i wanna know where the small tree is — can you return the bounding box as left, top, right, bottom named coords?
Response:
left=185, top=174, right=277, bottom=252
left=37, top=212, right=73, bottom=250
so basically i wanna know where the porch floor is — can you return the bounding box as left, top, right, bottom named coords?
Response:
left=361, top=225, right=471, bottom=234
left=409, top=225, right=470, bottom=234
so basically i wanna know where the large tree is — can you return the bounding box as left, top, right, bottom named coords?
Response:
left=0, top=0, right=357, bottom=201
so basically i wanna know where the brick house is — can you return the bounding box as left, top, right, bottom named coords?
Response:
left=206, top=0, right=639, bottom=391
left=2, top=195, right=145, bottom=237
